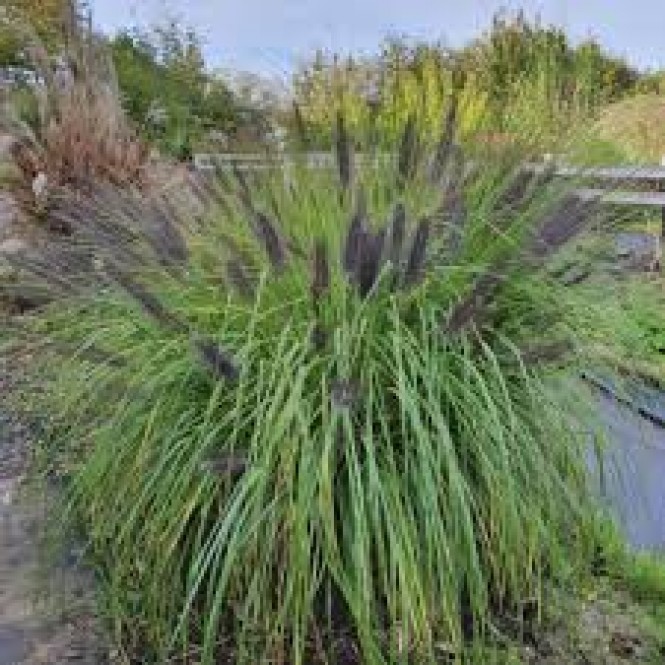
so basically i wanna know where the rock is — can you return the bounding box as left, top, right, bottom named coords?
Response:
left=0, top=194, right=21, bottom=233
left=1, top=479, right=16, bottom=506
left=0, top=133, right=17, bottom=158
left=609, top=630, right=642, bottom=658
left=615, top=232, right=661, bottom=272
left=0, top=238, right=27, bottom=255
left=32, top=171, right=49, bottom=210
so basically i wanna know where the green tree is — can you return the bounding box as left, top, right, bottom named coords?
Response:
left=110, top=31, right=160, bottom=122
left=110, top=21, right=254, bottom=158
left=5, top=0, right=68, bottom=39
left=0, top=0, right=79, bottom=66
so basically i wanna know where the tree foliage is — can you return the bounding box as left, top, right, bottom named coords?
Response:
left=0, top=0, right=76, bottom=66
left=110, top=22, right=263, bottom=157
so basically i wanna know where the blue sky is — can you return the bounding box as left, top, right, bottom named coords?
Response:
left=90, top=0, right=665, bottom=76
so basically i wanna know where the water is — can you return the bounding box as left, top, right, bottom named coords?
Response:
left=591, top=391, right=665, bottom=551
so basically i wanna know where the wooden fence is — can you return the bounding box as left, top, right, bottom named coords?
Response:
left=194, top=153, right=665, bottom=234
left=530, top=163, right=665, bottom=236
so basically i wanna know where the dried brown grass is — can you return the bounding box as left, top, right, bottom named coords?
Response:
left=2, top=5, right=149, bottom=193
left=40, top=83, right=149, bottom=187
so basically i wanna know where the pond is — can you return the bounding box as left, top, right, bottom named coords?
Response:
left=591, top=388, right=665, bottom=551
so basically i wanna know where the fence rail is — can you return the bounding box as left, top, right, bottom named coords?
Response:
left=527, top=163, right=665, bottom=183
left=194, top=152, right=665, bottom=233
left=535, top=162, right=665, bottom=237
left=193, top=152, right=396, bottom=171
left=194, top=152, right=341, bottom=171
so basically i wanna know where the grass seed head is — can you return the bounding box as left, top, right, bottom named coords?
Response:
left=334, top=111, right=353, bottom=191
left=194, top=337, right=241, bottom=383
left=310, top=239, right=331, bottom=305
left=403, top=218, right=431, bottom=288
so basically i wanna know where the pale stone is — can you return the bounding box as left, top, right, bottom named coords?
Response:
left=32, top=171, right=49, bottom=206
left=616, top=232, right=662, bottom=272
left=0, top=238, right=27, bottom=255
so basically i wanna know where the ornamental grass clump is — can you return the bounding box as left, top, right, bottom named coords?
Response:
left=15, top=105, right=603, bottom=664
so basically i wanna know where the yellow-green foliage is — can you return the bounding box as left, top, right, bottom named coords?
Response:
left=591, top=94, right=665, bottom=163
left=0, top=0, right=68, bottom=64
left=291, top=46, right=488, bottom=146
left=291, top=14, right=637, bottom=151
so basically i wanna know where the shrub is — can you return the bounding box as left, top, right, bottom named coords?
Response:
left=15, top=111, right=605, bottom=664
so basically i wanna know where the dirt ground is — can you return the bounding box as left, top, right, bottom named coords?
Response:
left=0, top=337, right=111, bottom=665
left=515, top=584, right=665, bottom=665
